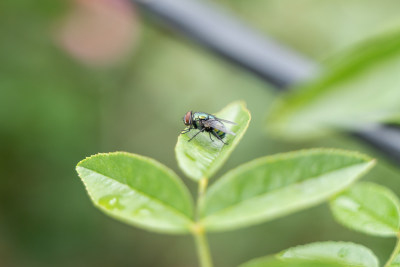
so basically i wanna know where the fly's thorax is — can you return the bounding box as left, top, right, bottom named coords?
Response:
left=192, top=112, right=215, bottom=121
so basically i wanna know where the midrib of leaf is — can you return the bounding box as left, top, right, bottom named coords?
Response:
left=78, top=166, right=193, bottom=222
left=203, top=147, right=231, bottom=177
left=203, top=161, right=370, bottom=218
left=338, top=194, right=399, bottom=232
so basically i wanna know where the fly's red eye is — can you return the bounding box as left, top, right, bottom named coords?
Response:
left=184, top=111, right=192, bottom=125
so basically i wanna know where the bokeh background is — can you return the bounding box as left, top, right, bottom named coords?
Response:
left=1, top=0, right=400, bottom=266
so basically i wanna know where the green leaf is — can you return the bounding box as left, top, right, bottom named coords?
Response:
left=386, top=239, right=400, bottom=267
left=175, top=101, right=251, bottom=181
left=330, top=182, right=400, bottom=236
left=200, top=149, right=375, bottom=231
left=240, top=257, right=348, bottom=267
left=267, top=28, right=400, bottom=140
left=240, top=241, right=378, bottom=267
left=76, top=152, right=194, bottom=234
left=278, top=241, right=379, bottom=267
left=388, top=255, right=400, bottom=267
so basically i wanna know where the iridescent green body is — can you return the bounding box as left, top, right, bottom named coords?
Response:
left=192, top=112, right=226, bottom=139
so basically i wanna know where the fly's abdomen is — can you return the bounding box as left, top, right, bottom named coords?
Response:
left=213, top=128, right=226, bottom=139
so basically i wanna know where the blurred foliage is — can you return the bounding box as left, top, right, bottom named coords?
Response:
left=267, top=28, right=400, bottom=139
left=1, top=0, right=400, bottom=266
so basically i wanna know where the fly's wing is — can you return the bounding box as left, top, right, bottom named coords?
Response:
left=203, top=119, right=236, bottom=136
left=214, top=117, right=237, bottom=125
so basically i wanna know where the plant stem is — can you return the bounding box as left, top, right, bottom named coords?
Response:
left=192, top=177, right=213, bottom=267
left=385, top=234, right=400, bottom=267
left=193, top=225, right=213, bottom=267
left=196, top=178, right=208, bottom=220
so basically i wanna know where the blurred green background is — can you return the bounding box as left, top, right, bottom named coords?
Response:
left=1, top=0, right=400, bottom=266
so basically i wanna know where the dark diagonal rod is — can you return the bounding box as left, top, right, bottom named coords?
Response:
left=132, top=0, right=316, bottom=88
left=354, top=125, right=400, bottom=163
left=131, top=0, right=400, bottom=164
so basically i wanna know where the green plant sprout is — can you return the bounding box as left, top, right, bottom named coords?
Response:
left=76, top=101, right=400, bottom=267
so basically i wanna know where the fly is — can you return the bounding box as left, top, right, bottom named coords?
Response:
left=181, top=111, right=237, bottom=145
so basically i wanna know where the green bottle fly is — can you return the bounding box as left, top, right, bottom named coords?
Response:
left=181, top=111, right=236, bottom=145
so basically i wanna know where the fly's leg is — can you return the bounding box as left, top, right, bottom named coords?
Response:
left=211, top=131, right=227, bottom=145
left=188, top=128, right=205, bottom=142
left=208, top=132, right=214, bottom=142
left=181, top=127, right=191, bottom=134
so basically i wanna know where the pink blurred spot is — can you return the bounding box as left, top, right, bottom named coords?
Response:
left=57, top=0, right=139, bottom=66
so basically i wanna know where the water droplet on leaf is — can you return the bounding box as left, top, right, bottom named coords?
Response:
left=99, top=195, right=124, bottom=210
left=338, top=247, right=349, bottom=258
